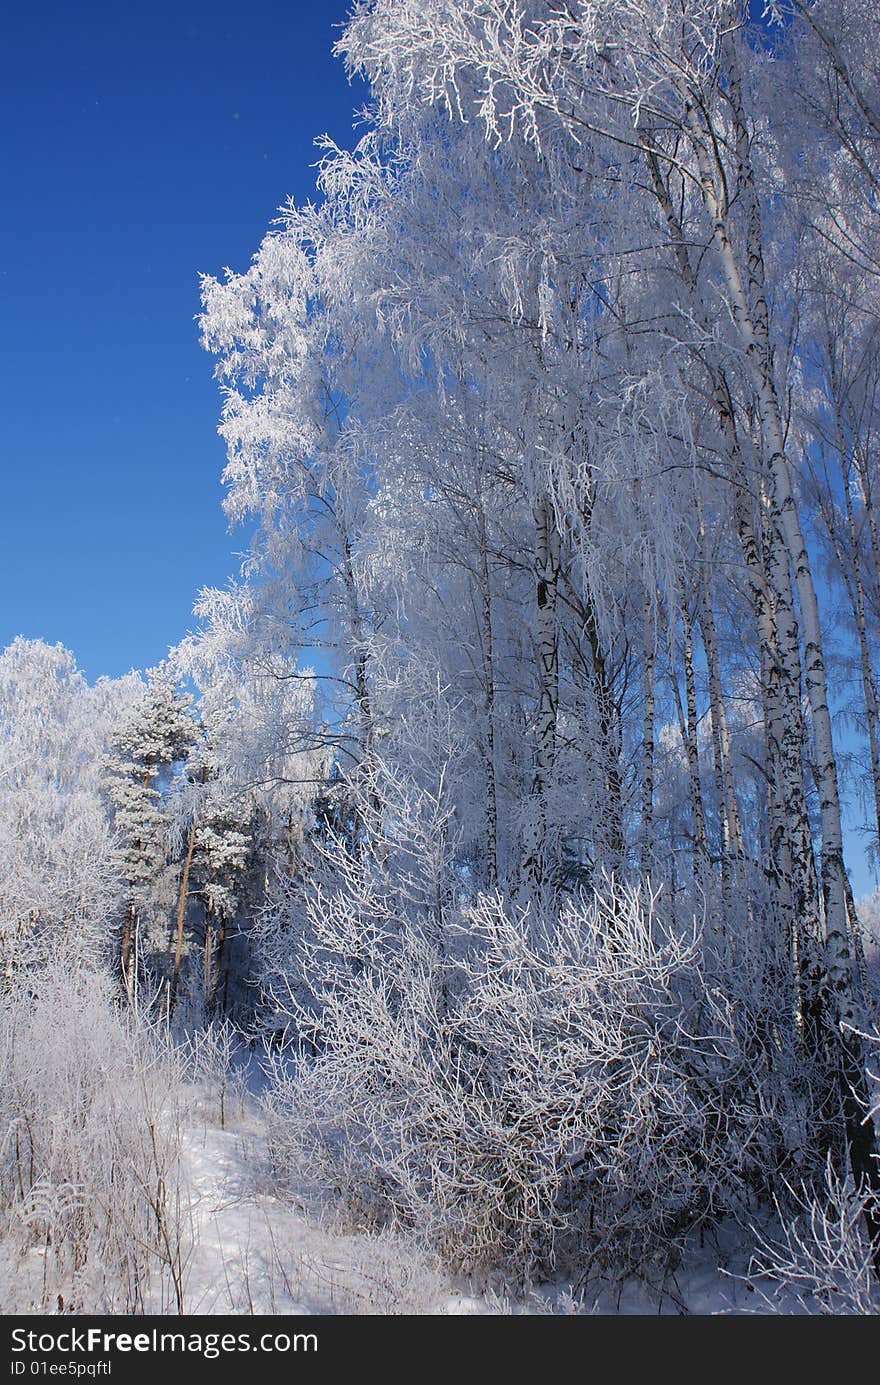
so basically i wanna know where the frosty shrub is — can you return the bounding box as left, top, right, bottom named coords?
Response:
left=180, top=1016, right=247, bottom=1128
left=260, top=868, right=785, bottom=1279
left=0, top=964, right=191, bottom=1313
left=744, top=1159, right=880, bottom=1314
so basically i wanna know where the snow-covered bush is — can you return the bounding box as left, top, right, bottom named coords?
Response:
left=260, top=866, right=792, bottom=1280
left=0, top=964, right=191, bottom=1313
left=180, top=1016, right=247, bottom=1128
left=744, top=1160, right=880, bottom=1314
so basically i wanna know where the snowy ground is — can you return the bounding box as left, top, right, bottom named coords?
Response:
left=178, top=1109, right=450, bottom=1315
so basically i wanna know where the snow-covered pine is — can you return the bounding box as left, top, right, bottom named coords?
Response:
left=106, top=662, right=198, bottom=998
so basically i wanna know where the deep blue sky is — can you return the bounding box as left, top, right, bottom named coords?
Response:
left=1, top=0, right=360, bottom=681
left=0, top=0, right=773, bottom=687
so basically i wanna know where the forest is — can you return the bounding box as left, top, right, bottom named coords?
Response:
left=2, top=0, right=880, bottom=1315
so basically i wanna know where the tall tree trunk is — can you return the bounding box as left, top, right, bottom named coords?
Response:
left=679, top=586, right=710, bottom=885
left=717, top=52, right=880, bottom=1243
left=203, top=911, right=215, bottom=1012
left=119, top=760, right=155, bottom=998
left=853, top=439, right=880, bottom=619
left=523, top=495, right=560, bottom=893
left=644, top=142, right=813, bottom=924
left=561, top=572, right=624, bottom=866
left=119, top=903, right=136, bottom=999
left=698, top=96, right=848, bottom=982
left=204, top=907, right=228, bottom=1016
left=170, top=820, right=197, bottom=1016
left=734, top=493, right=818, bottom=932
left=340, top=528, right=382, bottom=857
left=696, top=496, right=745, bottom=877
left=641, top=590, right=656, bottom=875
left=476, top=489, right=499, bottom=889
left=841, top=453, right=880, bottom=857
left=812, top=436, right=880, bottom=869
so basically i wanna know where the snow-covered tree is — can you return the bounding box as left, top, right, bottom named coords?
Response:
left=0, top=638, right=135, bottom=978
left=106, top=663, right=198, bottom=996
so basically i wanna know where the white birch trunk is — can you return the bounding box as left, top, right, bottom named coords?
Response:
left=690, top=118, right=851, bottom=998
left=718, top=48, right=880, bottom=1234
left=841, top=457, right=880, bottom=856
left=696, top=496, right=745, bottom=872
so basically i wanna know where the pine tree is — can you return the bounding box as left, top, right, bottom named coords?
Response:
left=106, top=664, right=197, bottom=998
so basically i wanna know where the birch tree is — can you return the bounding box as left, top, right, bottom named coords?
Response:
left=337, top=0, right=879, bottom=1235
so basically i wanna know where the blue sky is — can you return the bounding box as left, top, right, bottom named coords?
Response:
left=1, top=0, right=360, bottom=681
left=0, top=0, right=773, bottom=686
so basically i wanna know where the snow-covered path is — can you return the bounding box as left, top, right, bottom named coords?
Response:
left=176, top=1108, right=454, bottom=1315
